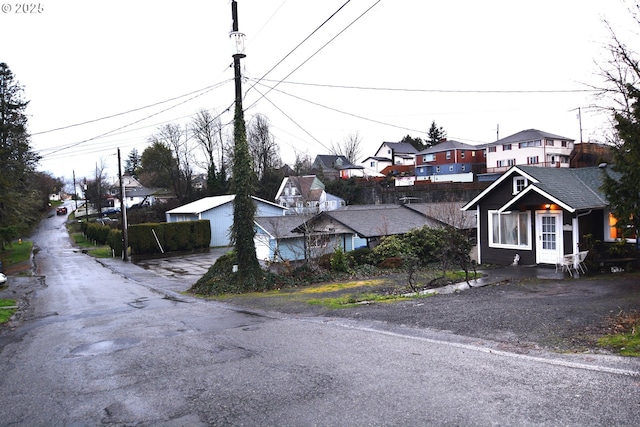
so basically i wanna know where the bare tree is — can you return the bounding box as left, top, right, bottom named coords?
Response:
left=190, top=109, right=226, bottom=174
left=148, top=123, right=194, bottom=200
left=247, top=113, right=281, bottom=180
left=330, top=131, right=363, bottom=164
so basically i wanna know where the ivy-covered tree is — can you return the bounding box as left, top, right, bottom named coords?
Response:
left=0, top=62, right=41, bottom=248
left=602, top=84, right=640, bottom=248
left=230, top=103, right=262, bottom=289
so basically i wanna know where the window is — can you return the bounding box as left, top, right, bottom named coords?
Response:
left=472, top=151, right=476, bottom=157
left=518, top=140, right=542, bottom=149
left=497, top=160, right=505, bottom=167
left=545, top=139, right=555, bottom=146
left=607, top=213, right=637, bottom=242
left=503, top=144, right=512, bottom=151
left=488, top=146, right=497, bottom=153
left=461, top=164, right=466, bottom=171
left=460, top=151, right=466, bottom=158
left=436, top=166, right=441, bottom=173
left=527, top=156, right=539, bottom=165
left=489, top=211, right=531, bottom=248
left=561, top=141, right=568, bottom=147
left=370, top=161, right=375, bottom=168
left=449, top=165, right=454, bottom=172
left=446, top=151, right=451, bottom=159
left=309, top=234, right=330, bottom=248
left=513, top=176, right=527, bottom=194
left=508, top=159, right=516, bottom=166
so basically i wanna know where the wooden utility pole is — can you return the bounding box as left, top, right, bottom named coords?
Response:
left=117, top=148, right=129, bottom=261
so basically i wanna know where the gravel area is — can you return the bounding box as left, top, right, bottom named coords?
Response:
left=221, top=272, right=640, bottom=354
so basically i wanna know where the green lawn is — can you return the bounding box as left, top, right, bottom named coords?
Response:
left=0, top=299, right=17, bottom=323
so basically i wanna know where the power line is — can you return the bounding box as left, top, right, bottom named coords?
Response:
left=31, top=81, right=231, bottom=136
left=256, top=78, right=598, bottom=94
left=251, top=78, right=424, bottom=134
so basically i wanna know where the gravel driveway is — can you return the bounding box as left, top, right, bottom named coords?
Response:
left=221, top=272, right=640, bottom=354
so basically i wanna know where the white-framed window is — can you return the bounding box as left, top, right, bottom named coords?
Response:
left=436, top=166, right=441, bottom=173
left=446, top=151, right=451, bottom=159
left=519, top=140, right=542, bottom=149
left=461, top=151, right=465, bottom=158
left=513, top=176, right=527, bottom=194
left=503, top=144, right=512, bottom=151
left=489, top=210, right=531, bottom=249
left=449, top=165, right=454, bottom=172
left=508, top=159, right=516, bottom=166
left=370, top=161, right=375, bottom=168
left=527, top=156, right=539, bottom=164
left=497, top=160, right=505, bottom=167
left=561, top=141, right=568, bottom=147
left=461, top=164, right=466, bottom=171
left=545, top=139, right=555, bottom=146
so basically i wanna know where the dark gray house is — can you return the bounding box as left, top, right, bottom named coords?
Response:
left=462, top=165, right=621, bottom=266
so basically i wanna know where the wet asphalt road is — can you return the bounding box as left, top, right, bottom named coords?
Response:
left=1, top=203, right=640, bottom=426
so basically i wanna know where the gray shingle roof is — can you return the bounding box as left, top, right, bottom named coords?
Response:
left=509, top=165, right=617, bottom=211
left=322, top=204, right=441, bottom=237
left=417, top=140, right=478, bottom=155
left=490, top=129, right=574, bottom=146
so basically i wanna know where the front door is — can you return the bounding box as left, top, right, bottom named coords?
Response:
left=535, top=211, right=563, bottom=265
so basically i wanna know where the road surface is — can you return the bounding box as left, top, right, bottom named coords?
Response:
left=1, top=204, right=639, bottom=426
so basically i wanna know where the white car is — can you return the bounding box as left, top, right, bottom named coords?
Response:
left=0, top=273, right=6, bottom=285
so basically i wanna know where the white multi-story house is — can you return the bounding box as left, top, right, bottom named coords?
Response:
left=485, top=129, right=574, bottom=174
left=361, top=141, right=419, bottom=173
left=275, top=175, right=345, bottom=215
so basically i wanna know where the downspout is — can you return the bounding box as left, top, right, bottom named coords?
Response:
left=572, top=209, right=592, bottom=269
left=476, top=205, right=482, bottom=264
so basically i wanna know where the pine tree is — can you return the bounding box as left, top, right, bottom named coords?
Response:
left=230, top=103, right=262, bottom=289
left=0, top=63, right=40, bottom=248
left=602, top=84, right=640, bottom=248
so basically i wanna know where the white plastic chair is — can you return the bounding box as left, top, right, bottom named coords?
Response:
left=576, top=250, right=589, bottom=274
left=556, top=254, right=575, bottom=277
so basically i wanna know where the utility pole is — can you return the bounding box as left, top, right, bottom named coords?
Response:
left=117, top=148, right=129, bottom=261
left=229, top=0, right=261, bottom=287
left=72, top=169, right=78, bottom=213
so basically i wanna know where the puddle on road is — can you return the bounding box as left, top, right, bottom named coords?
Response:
left=69, top=338, right=141, bottom=357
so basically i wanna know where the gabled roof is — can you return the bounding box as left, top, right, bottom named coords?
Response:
left=254, top=215, right=308, bottom=239
left=298, top=204, right=441, bottom=238
left=488, top=129, right=574, bottom=146
left=417, top=140, right=479, bottom=155
left=462, top=165, right=615, bottom=213
left=375, top=141, right=419, bottom=155
left=275, top=175, right=325, bottom=201
left=404, top=202, right=476, bottom=229
left=313, top=155, right=363, bottom=171
left=166, top=195, right=284, bottom=215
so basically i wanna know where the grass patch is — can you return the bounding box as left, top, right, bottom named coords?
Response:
left=597, top=310, right=640, bottom=357
left=0, top=299, right=17, bottom=323
left=88, top=247, right=115, bottom=258
left=1, top=240, right=33, bottom=266
left=308, top=292, right=420, bottom=309
left=299, top=279, right=385, bottom=294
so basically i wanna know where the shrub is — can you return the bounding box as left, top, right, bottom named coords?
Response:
left=378, top=256, right=404, bottom=269
left=350, top=247, right=373, bottom=266
left=371, top=235, right=410, bottom=264
left=330, top=247, right=349, bottom=273
left=107, top=229, right=123, bottom=257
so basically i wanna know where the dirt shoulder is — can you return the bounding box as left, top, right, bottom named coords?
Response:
left=218, top=272, right=640, bottom=354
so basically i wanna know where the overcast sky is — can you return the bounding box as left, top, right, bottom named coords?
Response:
left=2, top=0, right=636, bottom=184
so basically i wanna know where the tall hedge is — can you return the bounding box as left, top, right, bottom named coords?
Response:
left=108, top=229, right=123, bottom=257
left=128, top=220, right=211, bottom=255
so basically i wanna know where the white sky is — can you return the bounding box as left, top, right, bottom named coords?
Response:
left=1, top=0, right=636, bottom=185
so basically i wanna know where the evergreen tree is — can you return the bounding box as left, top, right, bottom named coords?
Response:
left=602, top=84, right=640, bottom=247
left=230, top=103, right=262, bottom=288
left=400, top=134, right=426, bottom=151
left=427, top=120, right=447, bottom=145
left=125, top=148, right=141, bottom=176
left=0, top=63, right=40, bottom=248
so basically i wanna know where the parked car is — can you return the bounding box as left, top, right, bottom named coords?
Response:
left=0, top=273, right=7, bottom=285
left=56, top=207, right=67, bottom=215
